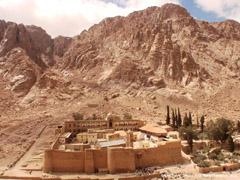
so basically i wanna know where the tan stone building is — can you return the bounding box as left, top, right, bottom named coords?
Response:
left=56, top=118, right=144, bottom=136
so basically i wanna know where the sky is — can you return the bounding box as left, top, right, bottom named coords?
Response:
left=0, top=0, right=240, bottom=37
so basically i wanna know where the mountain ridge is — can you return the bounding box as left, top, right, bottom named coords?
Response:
left=0, top=3, right=240, bottom=120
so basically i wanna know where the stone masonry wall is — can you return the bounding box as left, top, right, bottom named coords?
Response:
left=44, top=150, right=85, bottom=172
left=108, top=147, right=135, bottom=174
left=134, top=141, right=183, bottom=168
left=43, top=141, right=183, bottom=174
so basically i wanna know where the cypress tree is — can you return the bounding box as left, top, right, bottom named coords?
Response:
left=183, top=112, right=189, bottom=127
left=166, top=105, right=170, bottom=125
left=188, top=112, right=192, bottom=126
left=172, top=109, right=176, bottom=128
left=227, top=135, right=235, bottom=152
left=175, top=109, right=178, bottom=128
left=200, top=115, right=205, bottom=133
left=197, top=114, right=199, bottom=128
left=237, top=120, right=240, bottom=132
left=178, top=108, right=182, bottom=127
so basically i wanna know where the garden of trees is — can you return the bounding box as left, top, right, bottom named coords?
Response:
left=165, top=105, right=240, bottom=168
left=165, top=106, right=238, bottom=152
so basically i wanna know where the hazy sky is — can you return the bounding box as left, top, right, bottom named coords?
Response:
left=0, top=0, right=239, bottom=37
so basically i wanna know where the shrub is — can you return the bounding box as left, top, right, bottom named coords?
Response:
left=114, top=115, right=121, bottom=120
left=214, top=160, right=221, bottom=166
left=123, top=113, right=132, bottom=120
left=214, top=147, right=222, bottom=155
left=217, top=153, right=225, bottom=161
left=193, top=155, right=207, bottom=164
left=230, top=155, right=239, bottom=163
left=208, top=153, right=217, bottom=160
left=72, top=113, right=84, bottom=120
left=226, top=154, right=232, bottom=160
left=198, top=160, right=210, bottom=168
left=92, top=113, right=97, bottom=120
left=203, top=146, right=210, bottom=153
left=190, top=152, right=198, bottom=157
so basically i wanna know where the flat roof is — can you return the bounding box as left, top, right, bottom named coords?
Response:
left=139, top=125, right=167, bottom=135
left=99, top=139, right=126, bottom=148
left=114, top=131, right=127, bottom=137
left=60, top=132, right=71, bottom=138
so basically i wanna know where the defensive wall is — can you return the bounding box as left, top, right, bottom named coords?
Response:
left=0, top=173, right=165, bottom=180
left=43, top=140, right=183, bottom=174
left=134, top=141, right=183, bottom=168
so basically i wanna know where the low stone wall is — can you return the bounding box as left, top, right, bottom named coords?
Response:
left=222, top=163, right=240, bottom=171
left=198, top=166, right=223, bottom=173
left=193, top=160, right=240, bottom=173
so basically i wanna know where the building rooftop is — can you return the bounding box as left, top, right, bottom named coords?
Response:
left=160, top=125, right=173, bottom=131
left=60, top=132, right=72, bottom=139
left=139, top=125, right=167, bottom=135
left=114, top=131, right=127, bottom=137
left=99, top=139, right=126, bottom=148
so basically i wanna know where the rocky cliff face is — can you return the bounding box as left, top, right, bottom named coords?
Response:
left=0, top=3, right=240, bottom=120
left=59, top=3, right=240, bottom=90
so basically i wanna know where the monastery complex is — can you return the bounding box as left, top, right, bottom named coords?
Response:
left=43, top=114, right=183, bottom=174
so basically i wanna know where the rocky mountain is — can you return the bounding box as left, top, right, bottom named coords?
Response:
left=1, top=3, right=240, bottom=123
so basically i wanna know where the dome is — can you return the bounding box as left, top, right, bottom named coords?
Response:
left=106, top=113, right=114, bottom=121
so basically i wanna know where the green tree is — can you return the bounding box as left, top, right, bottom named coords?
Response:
left=237, top=121, right=240, bottom=132
left=72, top=112, right=84, bottom=120
left=123, top=113, right=132, bottom=120
left=172, top=109, right=176, bottom=129
left=114, top=115, right=121, bottom=120
left=175, top=108, right=178, bottom=128
left=197, top=114, right=199, bottom=128
left=226, top=135, right=235, bottom=152
left=178, top=108, right=182, bottom=127
left=200, top=115, right=205, bottom=133
left=179, top=126, right=198, bottom=152
left=183, top=112, right=189, bottom=127
left=206, top=120, right=220, bottom=142
left=92, top=113, right=97, bottom=120
left=166, top=105, right=170, bottom=125
left=188, top=112, right=192, bottom=126
left=206, top=118, right=234, bottom=143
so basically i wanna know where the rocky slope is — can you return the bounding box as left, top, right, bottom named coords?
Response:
left=0, top=3, right=240, bottom=168
left=0, top=3, right=239, bottom=117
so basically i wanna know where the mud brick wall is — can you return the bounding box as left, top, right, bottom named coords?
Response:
left=44, top=150, right=85, bottom=172
left=134, top=141, right=183, bottom=168
left=108, top=147, right=135, bottom=174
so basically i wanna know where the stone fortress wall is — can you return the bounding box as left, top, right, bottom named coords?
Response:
left=43, top=140, right=183, bottom=174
